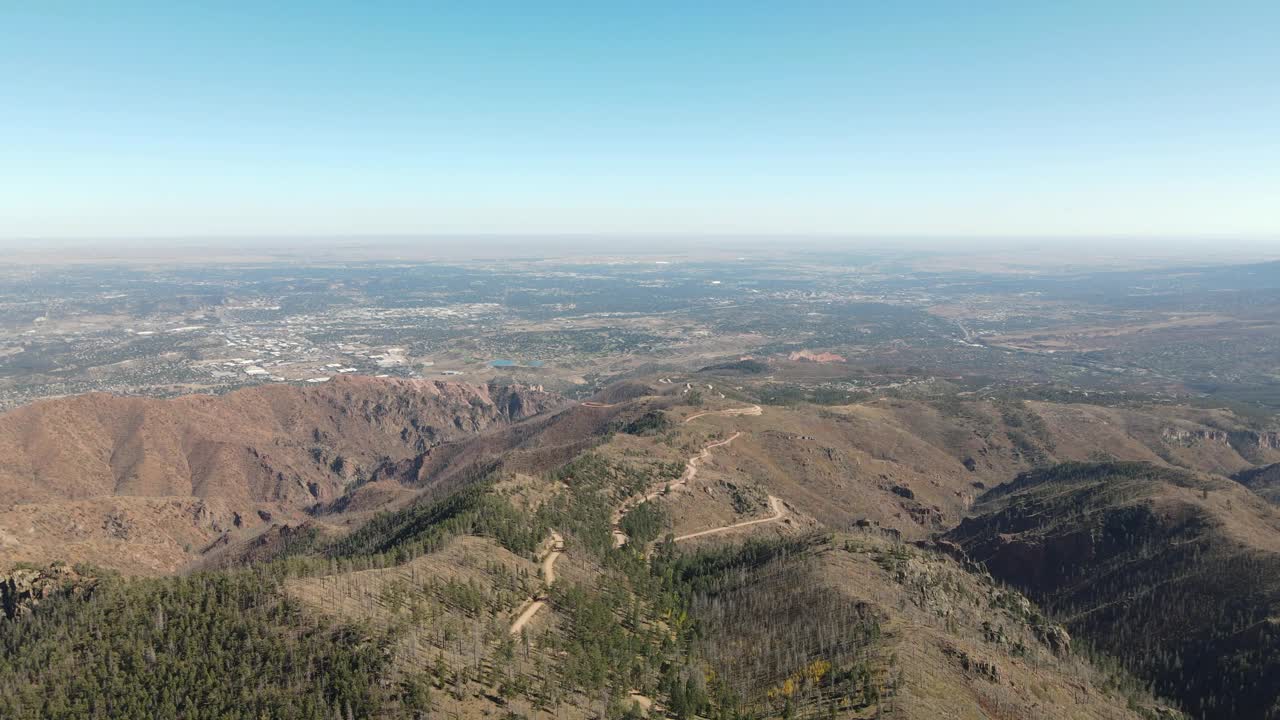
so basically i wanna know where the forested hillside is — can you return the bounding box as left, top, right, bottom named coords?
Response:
left=947, top=462, right=1280, bottom=719
left=0, top=567, right=401, bottom=719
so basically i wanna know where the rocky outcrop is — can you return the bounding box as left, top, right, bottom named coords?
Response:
left=1, top=562, right=96, bottom=619
left=1161, top=427, right=1229, bottom=446
left=1161, top=426, right=1280, bottom=450
left=1035, top=622, right=1072, bottom=656
left=1255, top=432, right=1280, bottom=450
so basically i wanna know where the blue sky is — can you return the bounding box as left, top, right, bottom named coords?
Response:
left=3, top=2, right=1278, bottom=241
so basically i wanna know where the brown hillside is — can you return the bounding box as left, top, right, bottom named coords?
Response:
left=652, top=394, right=1276, bottom=543
left=0, top=377, right=560, bottom=573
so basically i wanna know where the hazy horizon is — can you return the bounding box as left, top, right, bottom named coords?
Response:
left=2, top=233, right=1277, bottom=269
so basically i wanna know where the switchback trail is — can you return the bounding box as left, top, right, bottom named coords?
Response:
left=508, top=530, right=564, bottom=635
left=611, top=432, right=743, bottom=548
left=673, top=495, right=787, bottom=542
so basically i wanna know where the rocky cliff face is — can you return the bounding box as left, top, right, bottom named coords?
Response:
left=1161, top=427, right=1230, bottom=445
left=1162, top=426, right=1280, bottom=450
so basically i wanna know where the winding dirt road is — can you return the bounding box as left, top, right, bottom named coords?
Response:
left=509, top=400, right=783, bottom=703
left=673, top=495, right=787, bottom=542
left=508, top=530, right=564, bottom=635
left=510, top=403, right=767, bottom=633
left=683, top=404, right=762, bottom=424
left=611, top=432, right=743, bottom=548
left=610, top=403, right=771, bottom=549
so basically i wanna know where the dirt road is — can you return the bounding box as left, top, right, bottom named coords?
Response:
left=683, top=404, right=762, bottom=424
left=611, top=432, right=743, bottom=548
left=508, top=530, right=564, bottom=635
left=673, top=495, right=787, bottom=542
